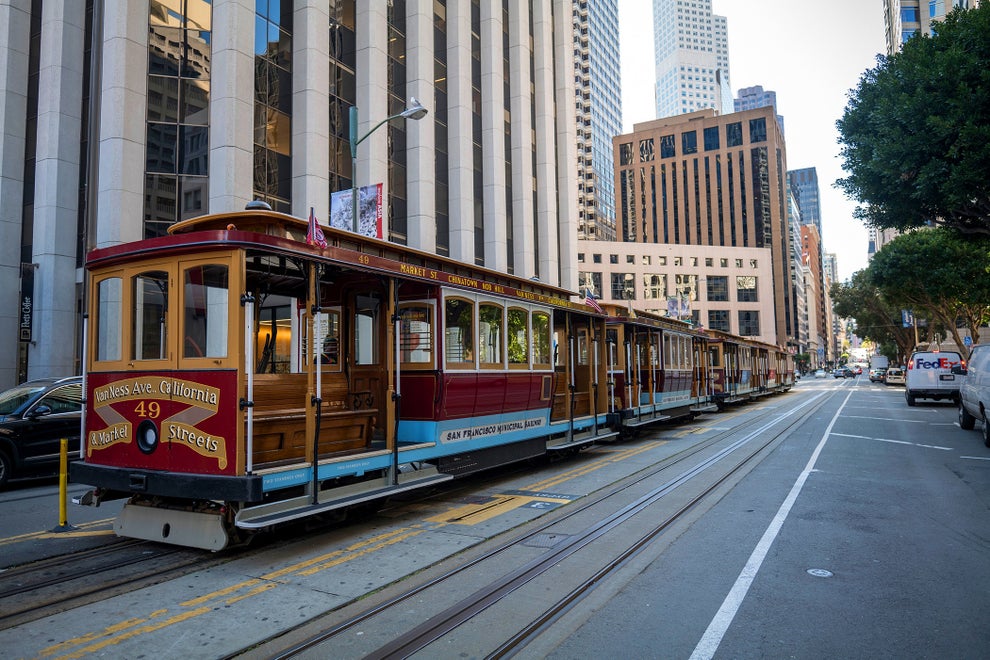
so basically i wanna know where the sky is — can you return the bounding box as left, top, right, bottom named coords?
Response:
left=618, top=0, right=888, bottom=283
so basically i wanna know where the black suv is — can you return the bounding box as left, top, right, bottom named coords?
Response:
left=0, top=376, right=83, bottom=489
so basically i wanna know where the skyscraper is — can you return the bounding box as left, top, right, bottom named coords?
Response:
left=734, top=85, right=784, bottom=136
left=653, top=0, right=731, bottom=119
left=0, top=0, right=581, bottom=388
left=788, top=168, right=821, bottom=236
left=574, top=0, right=622, bottom=242
left=611, top=107, right=794, bottom=344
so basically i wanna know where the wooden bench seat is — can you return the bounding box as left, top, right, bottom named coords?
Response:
left=250, top=374, right=377, bottom=467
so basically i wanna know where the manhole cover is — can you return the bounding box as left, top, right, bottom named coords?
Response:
left=807, top=568, right=834, bottom=578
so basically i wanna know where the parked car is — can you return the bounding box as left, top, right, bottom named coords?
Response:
left=955, top=344, right=990, bottom=446
left=884, top=367, right=905, bottom=386
left=869, top=368, right=887, bottom=382
left=814, top=369, right=827, bottom=378
left=905, top=350, right=963, bottom=406
left=0, top=376, right=82, bottom=489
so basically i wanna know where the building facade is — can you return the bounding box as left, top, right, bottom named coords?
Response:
left=576, top=241, right=778, bottom=344
left=734, top=85, right=784, bottom=137
left=611, top=107, right=794, bottom=345
left=574, top=0, right=621, bottom=242
left=883, top=0, right=981, bottom=53
left=0, top=0, right=581, bottom=389
left=652, top=0, right=731, bottom=118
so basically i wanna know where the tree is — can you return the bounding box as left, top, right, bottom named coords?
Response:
left=868, top=228, right=990, bottom=350
left=836, top=5, right=990, bottom=235
left=831, top=270, right=915, bottom=363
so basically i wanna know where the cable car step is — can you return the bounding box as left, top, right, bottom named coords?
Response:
left=691, top=403, right=719, bottom=413
left=235, top=473, right=453, bottom=529
left=548, top=429, right=619, bottom=450
left=624, top=414, right=672, bottom=428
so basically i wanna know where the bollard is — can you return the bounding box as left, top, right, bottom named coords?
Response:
left=51, top=438, right=77, bottom=532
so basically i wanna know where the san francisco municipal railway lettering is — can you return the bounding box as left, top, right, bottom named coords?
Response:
left=441, top=417, right=546, bottom=442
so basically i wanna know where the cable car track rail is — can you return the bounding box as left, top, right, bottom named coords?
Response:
left=257, top=389, right=829, bottom=659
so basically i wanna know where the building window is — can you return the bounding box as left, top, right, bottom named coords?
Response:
left=579, top=271, right=602, bottom=297
left=610, top=254, right=619, bottom=264
left=720, top=257, right=728, bottom=267
left=674, top=256, right=682, bottom=266
left=705, top=257, right=713, bottom=267
left=749, top=117, right=767, bottom=143
left=253, top=0, right=293, bottom=213
left=643, top=274, right=666, bottom=300
left=736, top=275, right=758, bottom=302
left=703, top=126, right=719, bottom=151
left=726, top=122, right=743, bottom=147
left=681, top=130, right=698, bottom=155
left=735, top=258, right=743, bottom=267
left=593, top=253, right=602, bottom=264
left=738, top=310, right=760, bottom=336
left=639, top=138, right=655, bottom=162
left=611, top=273, right=636, bottom=300
left=660, top=134, right=676, bottom=158
left=708, top=309, right=729, bottom=332
left=750, top=259, right=758, bottom=268
left=145, top=1, right=213, bottom=237
left=658, top=256, right=667, bottom=266
left=706, top=275, right=728, bottom=301
left=642, top=255, right=651, bottom=265
left=674, top=274, right=698, bottom=300
left=626, top=255, right=635, bottom=264
left=619, top=142, right=634, bottom=165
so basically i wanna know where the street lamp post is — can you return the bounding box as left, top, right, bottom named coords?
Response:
left=349, top=97, right=428, bottom=234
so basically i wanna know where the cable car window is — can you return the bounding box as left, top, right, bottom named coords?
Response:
left=577, top=328, right=589, bottom=366
left=507, top=307, right=528, bottom=366
left=132, top=271, right=169, bottom=361
left=400, top=304, right=433, bottom=366
left=255, top=295, right=293, bottom=373
left=96, top=277, right=123, bottom=362
left=183, top=264, right=229, bottom=358
left=445, top=297, right=474, bottom=368
left=317, top=309, right=341, bottom=368
left=532, top=311, right=552, bottom=368
left=479, top=302, right=504, bottom=368
left=354, top=295, right=379, bottom=365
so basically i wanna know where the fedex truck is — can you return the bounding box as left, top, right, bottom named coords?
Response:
left=905, top=350, right=963, bottom=406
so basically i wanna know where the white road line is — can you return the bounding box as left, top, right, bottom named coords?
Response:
left=842, top=415, right=926, bottom=423
left=689, top=390, right=854, bottom=660
left=829, top=432, right=951, bottom=450
left=961, top=456, right=990, bottom=461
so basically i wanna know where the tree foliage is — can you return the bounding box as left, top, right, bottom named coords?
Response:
left=868, top=228, right=990, bottom=349
left=836, top=5, right=990, bottom=235
left=830, top=270, right=915, bottom=363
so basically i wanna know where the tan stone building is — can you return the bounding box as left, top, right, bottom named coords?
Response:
left=609, top=108, right=794, bottom=346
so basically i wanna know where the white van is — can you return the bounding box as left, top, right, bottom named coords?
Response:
left=955, top=344, right=990, bottom=446
left=905, top=350, right=963, bottom=406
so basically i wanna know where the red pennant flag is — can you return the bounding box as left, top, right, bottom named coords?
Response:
left=306, top=207, right=327, bottom=248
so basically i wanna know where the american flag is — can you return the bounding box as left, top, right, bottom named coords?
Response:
left=306, top=207, right=327, bottom=248
left=585, top=290, right=604, bottom=314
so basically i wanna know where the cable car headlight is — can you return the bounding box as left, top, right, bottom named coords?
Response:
left=137, top=419, right=159, bottom=454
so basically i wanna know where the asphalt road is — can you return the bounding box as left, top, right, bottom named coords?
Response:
left=545, top=377, right=990, bottom=659
left=1, top=376, right=988, bottom=658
